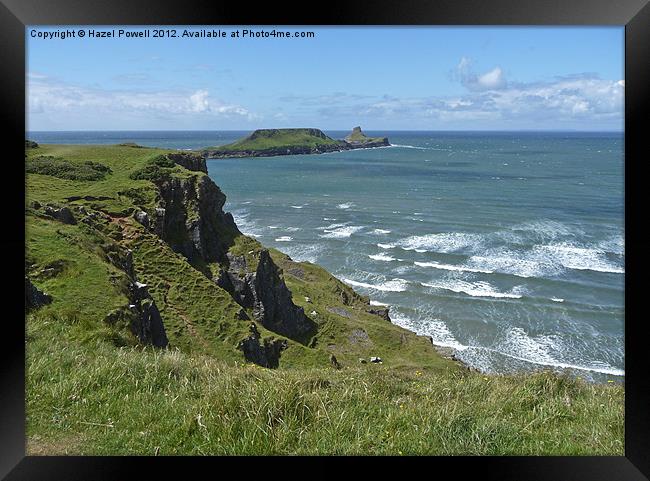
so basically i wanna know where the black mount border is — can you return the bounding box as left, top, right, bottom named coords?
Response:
left=1, top=0, right=648, bottom=479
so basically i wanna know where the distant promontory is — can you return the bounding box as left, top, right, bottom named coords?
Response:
left=201, top=127, right=390, bottom=158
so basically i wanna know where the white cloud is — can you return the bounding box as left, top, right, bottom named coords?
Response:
left=27, top=76, right=254, bottom=120
left=477, top=67, right=506, bottom=90
left=455, top=57, right=507, bottom=92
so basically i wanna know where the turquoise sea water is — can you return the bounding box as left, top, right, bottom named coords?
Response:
left=29, top=131, right=625, bottom=381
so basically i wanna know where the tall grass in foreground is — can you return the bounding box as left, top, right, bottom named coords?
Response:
left=27, top=316, right=623, bottom=456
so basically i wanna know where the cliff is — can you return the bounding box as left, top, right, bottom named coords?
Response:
left=25, top=143, right=448, bottom=371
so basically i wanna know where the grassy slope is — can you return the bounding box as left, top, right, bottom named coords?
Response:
left=27, top=314, right=623, bottom=455
left=25, top=143, right=624, bottom=455
left=205, top=129, right=343, bottom=152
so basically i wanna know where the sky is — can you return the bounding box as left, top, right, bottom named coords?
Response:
left=27, top=26, right=624, bottom=131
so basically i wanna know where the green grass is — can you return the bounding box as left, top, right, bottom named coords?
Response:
left=25, top=143, right=624, bottom=455
left=26, top=156, right=113, bottom=181
left=26, top=313, right=624, bottom=455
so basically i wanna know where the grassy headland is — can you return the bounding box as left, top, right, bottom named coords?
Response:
left=25, top=141, right=623, bottom=455
left=202, top=127, right=389, bottom=158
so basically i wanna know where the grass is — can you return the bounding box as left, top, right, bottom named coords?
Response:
left=25, top=143, right=625, bottom=455
left=26, top=312, right=624, bottom=455
left=26, top=156, right=113, bottom=181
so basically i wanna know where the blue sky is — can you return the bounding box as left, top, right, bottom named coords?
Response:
left=27, top=26, right=624, bottom=131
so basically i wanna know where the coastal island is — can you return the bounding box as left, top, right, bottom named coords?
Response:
left=201, top=126, right=390, bottom=158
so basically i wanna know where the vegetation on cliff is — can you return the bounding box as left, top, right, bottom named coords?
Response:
left=202, top=127, right=390, bottom=158
left=25, top=143, right=624, bottom=455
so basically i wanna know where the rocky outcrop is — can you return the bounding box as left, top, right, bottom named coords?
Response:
left=203, top=142, right=348, bottom=159
left=167, top=152, right=207, bottom=173
left=368, top=307, right=391, bottom=322
left=150, top=174, right=239, bottom=264
left=218, top=250, right=315, bottom=340
left=128, top=282, right=169, bottom=348
left=344, top=126, right=390, bottom=149
left=25, top=277, right=52, bottom=310
left=238, top=322, right=287, bottom=368
left=43, top=205, right=76, bottom=225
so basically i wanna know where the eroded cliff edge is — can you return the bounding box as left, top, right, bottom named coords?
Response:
left=26, top=144, right=454, bottom=372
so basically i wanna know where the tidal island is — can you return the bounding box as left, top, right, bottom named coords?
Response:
left=201, top=126, right=390, bottom=158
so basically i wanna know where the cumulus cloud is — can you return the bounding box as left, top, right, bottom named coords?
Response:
left=455, top=57, right=507, bottom=91
left=310, top=70, right=623, bottom=129
left=28, top=76, right=254, bottom=120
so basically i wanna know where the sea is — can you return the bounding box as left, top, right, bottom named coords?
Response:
left=27, top=130, right=625, bottom=382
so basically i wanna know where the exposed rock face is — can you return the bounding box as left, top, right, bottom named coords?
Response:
left=167, top=152, right=207, bottom=173
left=43, top=205, right=76, bottom=225
left=218, top=250, right=314, bottom=340
left=238, top=323, right=287, bottom=368
left=368, top=307, right=391, bottom=322
left=204, top=143, right=348, bottom=159
left=127, top=282, right=169, bottom=348
left=25, top=277, right=52, bottom=310
left=344, top=126, right=390, bottom=149
left=152, top=175, right=239, bottom=263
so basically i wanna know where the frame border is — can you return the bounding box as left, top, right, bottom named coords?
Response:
left=3, top=0, right=648, bottom=478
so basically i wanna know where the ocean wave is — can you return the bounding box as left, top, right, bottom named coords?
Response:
left=275, top=236, right=293, bottom=242
left=319, top=222, right=350, bottom=230
left=369, top=300, right=389, bottom=306
left=337, top=202, right=354, bottom=210
left=320, top=225, right=364, bottom=239
left=390, top=313, right=624, bottom=376
left=398, top=232, right=484, bottom=253
left=389, top=144, right=428, bottom=150
left=279, top=243, right=323, bottom=264
left=389, top=310, right=465, bottom=351
left=421, top=280, right=524, bottom=299
left=372, top=228, right=391, bottom=234
left=533, top=243, right=624, bottom=274
left=377, top=243, right=396, bottom=249
left=342, top=277, right=409, bottom=292
left=290, top=204, right=306, bottom=209
left=414, top=261, right=493, bottom=274
left=466, top=253, right=555, bottom=278
left=598, top=234, right=624, bottom=255
left=369, top=253, right=397, bottom=262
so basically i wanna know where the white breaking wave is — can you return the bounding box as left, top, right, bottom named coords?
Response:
left=285, top=227, right=301, bottom=232
left=389, top=144, right=428, bottom=150
left=414, top=261, right=493, bottom=274
left=467, top=253, right=555, bottom=278
left=372, top=228, right=391, bottom=234
left=290, top=204, right=306, bottom=209
left=551, top=298, right=565, bottom=302
left=337, top=202, right=354, bottom=209
left=320, top=225, right=364, bottom=239
left=377, top=243, right=396, bottom=249
left=279, top=243, right=323, bottom=264
left=275, top=236, right=293, bottom=242
left=398, top=232, right=484, bottom=253
left=421, top=280, right=523, bottom=299
left=369, top=300, right=389, bottom=306
left=342, top=278, right=409, bottom=292
left=535, top=243, right=624, bottom=274
left=389, top=310, right=465, bottom=351
left=369, top=253, right=396, bottom=262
